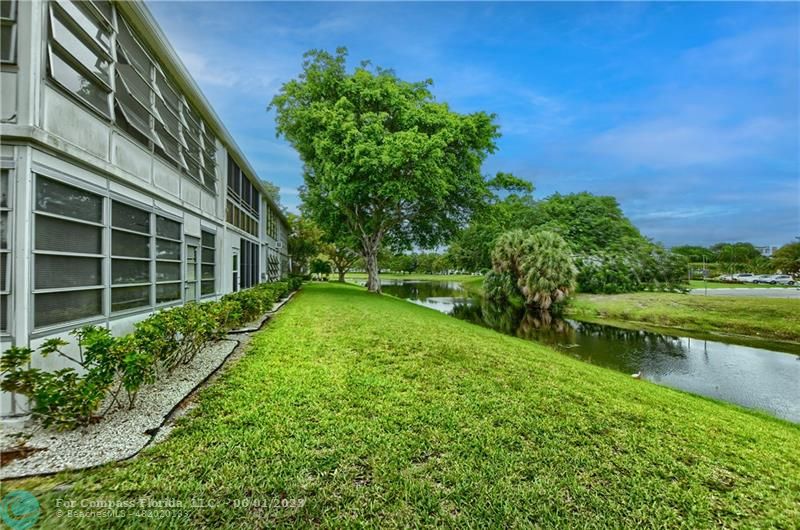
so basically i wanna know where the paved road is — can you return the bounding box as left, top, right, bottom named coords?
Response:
left=689, top=287, right=800, bottom=299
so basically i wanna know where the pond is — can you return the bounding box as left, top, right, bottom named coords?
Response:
left=379, top=279, right=800, bottom=423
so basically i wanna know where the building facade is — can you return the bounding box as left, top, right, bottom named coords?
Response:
left=0, top=0, right=289, bottom=420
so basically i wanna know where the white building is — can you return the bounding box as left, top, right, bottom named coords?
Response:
left=0, top=0, right=289, bottom=420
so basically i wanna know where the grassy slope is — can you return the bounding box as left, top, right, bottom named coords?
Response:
left=8, top=283, right=799, bottom=528
left=569, top=292, right=800, bottom=343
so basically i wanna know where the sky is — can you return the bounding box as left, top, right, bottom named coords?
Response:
left=148, top=1, right=799, bottom=248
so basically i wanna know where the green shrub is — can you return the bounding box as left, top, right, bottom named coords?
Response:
left=487, top=230, right=577, bottom=311
left=0, top=328, right=118, bottom=429
left=0, top=279, right=300, bottom=430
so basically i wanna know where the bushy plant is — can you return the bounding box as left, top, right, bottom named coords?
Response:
left=0, top=328, right=118, bottom=429
left=486, top=229, right=577, bottom=311
left=483, top=270, right=523, bottom=306
left=0, top=279, right=302, bottom=430
left=517, top=231, right=577, bottom=310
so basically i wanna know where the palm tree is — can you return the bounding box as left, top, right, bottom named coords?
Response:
left=518, top=231, right=577, bottom=310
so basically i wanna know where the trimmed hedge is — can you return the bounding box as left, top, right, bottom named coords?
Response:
left=0, top=279, right=302, bottom=430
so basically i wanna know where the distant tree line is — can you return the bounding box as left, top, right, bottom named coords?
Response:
left=671, top=242, right=800, bottom=275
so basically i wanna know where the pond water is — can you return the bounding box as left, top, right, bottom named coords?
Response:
left=379, top=279, right=800, bottom=423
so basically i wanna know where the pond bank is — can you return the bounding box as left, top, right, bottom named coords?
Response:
left=379, top=279, right=800, bottom=422
left=568, top=292, right=800, bottom=343
left=8, top=282, right=800, bottom=528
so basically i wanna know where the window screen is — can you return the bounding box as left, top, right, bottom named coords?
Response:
left=156, top=216, right=181, bottom=240
left=36, top=176, right=102, bottom=222
left=35, top=289, right=102, bottom=328
left=111, top=285, right=150, bottom=313
left=111, top=200, right=151, bottom=312
left=1, top=0, right=17, bottom=64
left=34, top=175, right=104, bottom=328
left=155, top=216, right=181, bottom=304
left=200, top=230, right=216, bottom=296
left=0, top=168, right=10, bottom=333
left=36, top=216, right=102, bottom=254
left=240, top=239, right=259, bottom=289
left=113, top=201, right=150, bottom=233
left=35, top=255, right=102, bottom=289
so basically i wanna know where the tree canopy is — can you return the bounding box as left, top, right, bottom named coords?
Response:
left=450, top=190, right=648, bottom=271
left=772, top=242, right=800, bottom=275
left=270, top=48, right=499, bottom=292
left=287, top=213, right=323, bottom=275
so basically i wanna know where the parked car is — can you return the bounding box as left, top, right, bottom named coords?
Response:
left=734, top=273, right=755, bottom=283
left=768, top=275, right=795, bottom=286
left=751, top=274, right=774, bottom=284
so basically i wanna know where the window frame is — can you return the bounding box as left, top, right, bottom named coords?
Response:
left=0, top=165, right=14, bottom=335
left=200, top=228, right=216, bottom=298
left=31, top=173, right=107, bottom=332
left=1, top=0, right=17, bottom=64
left=110, top=197, right=153, bottom=314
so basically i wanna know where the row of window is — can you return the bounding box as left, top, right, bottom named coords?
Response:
left=239, top=239, right=259, bottom=290
left=226, top=158, right=259, bottom=237
left=0, top=169, right=11, bottom=332
left=265, top=206, right=278, bottom=240
left=0, top=0, right=16, bottom=64
left=45, top=0, right=218, bottom=190
left=31, top=175, right=217, bottom=330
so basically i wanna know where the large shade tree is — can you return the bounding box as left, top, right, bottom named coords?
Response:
left=270, top=48, right=499, bottom=292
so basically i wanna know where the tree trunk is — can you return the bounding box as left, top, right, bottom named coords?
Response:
left=338, top=270, right=346, bottom=282
left=363, top=247, right=381, bottom=293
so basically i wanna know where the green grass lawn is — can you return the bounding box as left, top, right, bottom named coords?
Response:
left=7, top=283, right=799, bottom=528
left=568, top=292, right=800, bottom=343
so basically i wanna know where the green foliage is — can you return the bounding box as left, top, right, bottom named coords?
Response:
left=0, top=279, right=303, bottom=430
left=483, top=270, right=523, bottom=307
left=450, top=190, right=648, bottom=272
left=671, top=245, right=716, bottom=263
left=0, top=328, right=117, bottom=429
left=530, top=193, right=644, bottom=253
left=310, top=257, right=332, bottom=279
left=487, top=230, right=577, bottom=310
left=517, top=231, right=578, bottom=310
left=576, top=246, right=689, bottom=294
left=287, top=213, right=323, bottom=275
left=449, top=174, right=537, bottom=271
left=772, top=242, right=800, bottom=275
left=270, top=48, right=499, bottom=291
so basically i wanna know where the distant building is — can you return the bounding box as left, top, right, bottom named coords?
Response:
left=754, top=246, right=779, bottom=257
left=1, top=0, right=289, bottom=420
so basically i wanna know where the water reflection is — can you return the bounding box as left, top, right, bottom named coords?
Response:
left=380, top=279, right=800, bottom=423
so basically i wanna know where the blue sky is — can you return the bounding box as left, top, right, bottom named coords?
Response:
left=148, top=1, right=799, bottom=247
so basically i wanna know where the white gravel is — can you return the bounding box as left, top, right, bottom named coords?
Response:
left=0, top=339, right=238, bottom=479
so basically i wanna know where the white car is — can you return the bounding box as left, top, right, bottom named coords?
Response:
left=768, top=274, right=796, bottom=286
left=751, top=274, right=774, bottom=284
left=734, top=273, right=755, bottom=283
